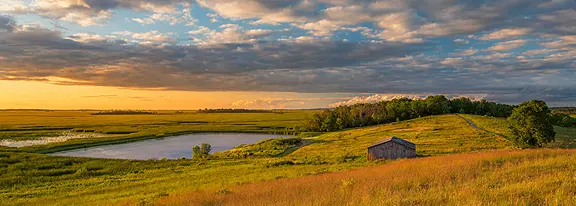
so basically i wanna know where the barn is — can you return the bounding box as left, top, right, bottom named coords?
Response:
left=367, top=136, right=416, bottom=160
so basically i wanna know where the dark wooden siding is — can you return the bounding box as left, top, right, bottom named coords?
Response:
left=368, top=141, right=416, bottom=160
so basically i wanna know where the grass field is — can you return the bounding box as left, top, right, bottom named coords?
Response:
left=0, top=110, right=315, bottom=153
left=1, top=112, right=574, bottom=205
left=159, top=149, right=576, bottom=206
left=459, top=114, right=576, bottom=148
left=1, top=114, right=520, bottom=205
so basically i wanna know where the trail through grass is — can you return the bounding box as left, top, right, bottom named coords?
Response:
left=460, top=114, right=576, bottom=148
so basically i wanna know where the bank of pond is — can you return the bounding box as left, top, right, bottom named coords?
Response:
left=25, top=133, right=290, bottom=160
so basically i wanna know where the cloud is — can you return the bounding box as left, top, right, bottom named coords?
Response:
left=6, top=0, right=190, bottom=26
left=328, top=93, right=487, bottom=107
left=112, top=30, right=176, bottom=44
left=0, top=15, right=17, bottom=32
left=196, top=0, right=309, bottom=24
left=453, top=49, right=478, bottom=56
left=542, top=35, right=576, bottom=49
left=328, top=94, right=426, bottom=107
left=2, top=0, right=576, bottom=107
left=0, top=0, right=27, bottom=12
left=479, top=28, right=532, bottom=40
left=470, top=53, right=512, bottom=61
left=485, top=39, right=527, bottom=51
left=231, top=98, right=305, bottom=109
left=454, top=38, right=469, bottom=45
left=441, top=57, right=464, bottom=65
left=188, top=26, right=283, bottom=44
left=132, top=8, right=197, bottom=26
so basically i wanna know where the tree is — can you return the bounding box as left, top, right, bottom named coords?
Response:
left=192, top=146, right=201, bottom=159
left=507, top=100, right=556, bottom=148
left=192, top=143, right=212, bottom=159
left=200, top=143, right=212, bottom=155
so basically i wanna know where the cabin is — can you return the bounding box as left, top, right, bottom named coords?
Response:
left=367, top=136, right=416, bottom=160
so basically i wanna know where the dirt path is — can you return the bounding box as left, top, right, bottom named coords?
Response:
left=455, top=114, right=484, bottom=131
left=277, top=139, right=315, bottom=157
left=455, top=114, right=508, bottom=139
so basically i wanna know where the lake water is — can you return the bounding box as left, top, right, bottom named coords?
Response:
left=50, top=133, right=289, bottom=160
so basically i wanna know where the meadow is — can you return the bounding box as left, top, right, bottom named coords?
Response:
left=0, top=111, right=575, bottom=205
left=0, top=110, right=314, bottom=153
left=159, top=149, right=576, bottom=206
left=459, top=114, right=576, bottom=148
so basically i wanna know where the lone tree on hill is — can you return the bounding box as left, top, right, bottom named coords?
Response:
left=507, top=100, right=555, bottom=148
left=192, top=143, right=212, bottom=159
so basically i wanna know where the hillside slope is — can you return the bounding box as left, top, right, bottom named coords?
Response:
left=158, top=149, right=576, bottom=206
left=460, top=114, right=576, bottom=148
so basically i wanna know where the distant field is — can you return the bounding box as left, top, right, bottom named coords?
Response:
left=0, top=114, right=518, bottom=205
left=159, top=149, right=576, bottom=206
left=459, top=114, right=576, bottom=148
left=0, top=110, right=316, bottom=153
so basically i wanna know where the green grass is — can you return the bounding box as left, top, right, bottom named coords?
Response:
left=459, top=114, right=576, bottom=148
left=0, top=114, right=522, bottom=205
left=0, top=110, right=316, bottom=153
left=158, top=149, right=576, bottom=206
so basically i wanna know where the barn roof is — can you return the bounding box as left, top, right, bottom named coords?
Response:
left=368, top=136, right=416, bottom=149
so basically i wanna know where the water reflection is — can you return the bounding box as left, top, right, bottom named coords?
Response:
left=50, top=133, right=289, bottom=160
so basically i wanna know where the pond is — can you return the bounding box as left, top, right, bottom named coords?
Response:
left=50, top=133, right=290, bottom=160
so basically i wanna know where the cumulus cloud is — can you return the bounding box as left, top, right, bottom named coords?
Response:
left=230, top=98, right=341, bottom=109
left=329, top=94, right=426, bottom=107
left=329, top=93, right=487, bottom=107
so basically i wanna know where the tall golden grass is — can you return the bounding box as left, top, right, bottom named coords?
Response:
left=158, top=149, right=576, bottom=206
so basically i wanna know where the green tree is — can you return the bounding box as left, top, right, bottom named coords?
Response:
left=507, top=100, right=555, bottom=148
left=200, top=143, right=212, bottom=155
left=192, top=143, right=212, bottom=159
left=192, top=145, right=201, bottom=159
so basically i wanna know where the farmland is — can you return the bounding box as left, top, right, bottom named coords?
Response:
left=0, top=111, right=575, bottom=205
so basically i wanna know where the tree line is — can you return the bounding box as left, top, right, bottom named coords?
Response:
left=300, top=95, right=514, bottom=132
left=551, top=107, right=576, bottom=115
left=197, top=108, right=282, bottom=114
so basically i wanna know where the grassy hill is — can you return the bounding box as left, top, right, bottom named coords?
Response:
left=158, top=149, right=576, bottom=205
left=460, top=114, right=576, bottom=148
left=1, top=114, right=522, bottom=205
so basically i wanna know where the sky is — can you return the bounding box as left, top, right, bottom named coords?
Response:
left=0, top=0, right=575, bottom=109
